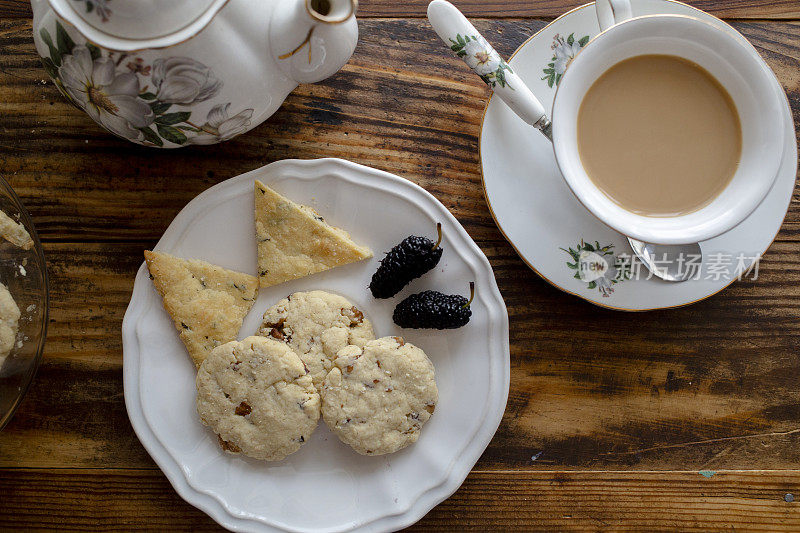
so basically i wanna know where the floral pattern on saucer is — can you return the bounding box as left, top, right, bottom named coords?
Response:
left=542, top=32, right=590, bottom=88
left=561, top=240, right=631, bottom=297
left=38, top=20, right=254, bottom=147
left=449, top=33, right=514, bottom=89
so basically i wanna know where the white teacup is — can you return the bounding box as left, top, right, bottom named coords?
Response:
left=428, top=0, right=784, bottom=245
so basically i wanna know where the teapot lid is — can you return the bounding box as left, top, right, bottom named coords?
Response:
left=51, top=0, right=223, bottom=41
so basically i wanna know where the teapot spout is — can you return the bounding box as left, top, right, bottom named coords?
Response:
left=270, top=0, right=358, bottom=84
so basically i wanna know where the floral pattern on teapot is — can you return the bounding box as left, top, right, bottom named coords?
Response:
left=39, top=20, right=254, bottom=147
left=72, top=0, right=111, bottom=22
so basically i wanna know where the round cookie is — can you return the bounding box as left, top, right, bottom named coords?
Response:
left=196, top=335, right=320, bottom=461
left=257, top=290, right=375, bottom=388
left=321, top=336, right=438, bottom=456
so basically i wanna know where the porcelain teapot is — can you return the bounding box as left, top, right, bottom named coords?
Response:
left=30, top=0, right=358, bottom=147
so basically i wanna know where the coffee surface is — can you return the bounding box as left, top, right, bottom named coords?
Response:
left=577, top=54, right=741, bottom=216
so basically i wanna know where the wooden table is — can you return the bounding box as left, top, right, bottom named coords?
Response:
left=0, top=0, right=799, bottom=530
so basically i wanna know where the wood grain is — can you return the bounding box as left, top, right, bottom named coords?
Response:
left=1, top=469, right=799, bottom=531
left=0, top=17, right=798, bottom=471
left=0, top=19, right=797, bottom=242
left=3, top=236, right=800, bottom=469
left=4, top=0, right=800, bottom=19
left=0, top=9, right=798, bottom=532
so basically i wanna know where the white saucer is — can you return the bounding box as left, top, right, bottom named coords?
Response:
left=480, top=0, right=797, bottom=311
left=122, top=158, right=510, bottom=532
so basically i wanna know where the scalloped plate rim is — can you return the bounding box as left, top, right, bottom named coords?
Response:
left=123, top=158, right=510, bottom=532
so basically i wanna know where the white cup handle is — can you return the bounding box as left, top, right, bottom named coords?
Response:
left=427, top=0, right=550, bottom=135
left=595, top=0, right=633, bottom=32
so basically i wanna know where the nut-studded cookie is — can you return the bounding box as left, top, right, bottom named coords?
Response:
left=196, top=336, right=320, bottom=461
left=257, top=290, right=375, bottom=388
left=320, top=336, right=438, bottom=456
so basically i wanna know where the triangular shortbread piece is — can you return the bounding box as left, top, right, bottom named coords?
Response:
left=144, top=250, right=259, bottom=368
left=254, top=180, right=372, bottom=288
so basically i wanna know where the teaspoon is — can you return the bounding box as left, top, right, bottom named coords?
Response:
left=626, top=238, right=702, bottom=282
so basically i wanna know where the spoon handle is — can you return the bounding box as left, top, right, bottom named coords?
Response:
left=427, top=0, right=551, bottom=137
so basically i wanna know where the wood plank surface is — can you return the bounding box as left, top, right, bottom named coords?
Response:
left=0, top=19, right=797, bottom=243
left=0, top=18, right=798, bottom=471
left=2, top=236, right=800, bottom=469
left=0, top=6, right=799, bottom=532
left=1, top=469, right=799, bottom=531
left=3, top=0, right=800, bottom=19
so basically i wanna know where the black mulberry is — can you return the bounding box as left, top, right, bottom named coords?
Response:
left=369, top=223, right=443, bottom=298
left=393, top=282, right=474, bottom=329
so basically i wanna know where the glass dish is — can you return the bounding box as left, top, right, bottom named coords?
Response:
left=0, top=176, right=48, bottom=431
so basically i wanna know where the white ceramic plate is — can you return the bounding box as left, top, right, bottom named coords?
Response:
left=122, top=158, right=510, bottom=533
left=480, top=0, right=797, bottom=310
